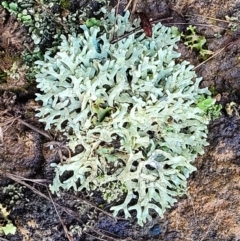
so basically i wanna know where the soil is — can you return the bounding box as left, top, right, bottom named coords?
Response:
left=1, top=0, right=240, bottom=240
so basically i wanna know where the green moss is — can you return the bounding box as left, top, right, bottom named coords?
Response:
left=209, top=85, right=218, bottom=96
left=60, top=0, right=70, bottom=9
left=0, top=71, right=7, bottom=83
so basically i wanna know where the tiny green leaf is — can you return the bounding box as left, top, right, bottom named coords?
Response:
left=1, top=223, right=17, bottom=235
left=86, top=18, right=101, bottom=27
left=9, top=2, right=18, bottom=12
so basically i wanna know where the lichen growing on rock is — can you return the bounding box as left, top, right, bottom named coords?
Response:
left=35, top=9, right=218, bottom=225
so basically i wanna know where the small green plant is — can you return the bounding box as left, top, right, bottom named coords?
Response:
left=182, top=25, right=213, bottom=58
left=0, top=204, right=17, bottom=235
left=86, top=18, right=102, bottom=27
left=197, top=95, right=222, bottom=119
left=2, top=1, right=18, bottom=14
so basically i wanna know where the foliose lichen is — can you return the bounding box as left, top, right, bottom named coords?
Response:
left=35, top=9, right=219, bottom=225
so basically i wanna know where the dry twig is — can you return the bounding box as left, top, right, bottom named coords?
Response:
left=124, top=0, right=138, bottom=13
left=2, top=172, right=130, bottom=241
left=17, top=118, right=52, bottom=140
left=110, top=17, right=173, bottom=44
left=47, top=189, right=74, bottom=241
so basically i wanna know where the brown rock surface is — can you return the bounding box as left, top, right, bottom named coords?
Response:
left=1, top=0, right=240, bottom=240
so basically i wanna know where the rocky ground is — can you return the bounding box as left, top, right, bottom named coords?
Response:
left=1, top=0, right=240, bottom=240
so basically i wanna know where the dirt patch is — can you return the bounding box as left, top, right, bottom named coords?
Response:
left=161, top=116, right=240, bottom=240
left=1, top=0, right=240, bottom=240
